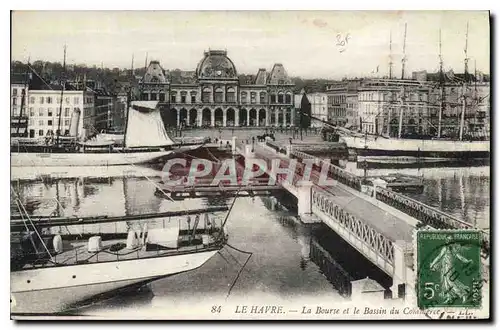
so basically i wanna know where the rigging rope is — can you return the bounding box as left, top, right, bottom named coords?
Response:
left=11, top=186, right=54, bottom=260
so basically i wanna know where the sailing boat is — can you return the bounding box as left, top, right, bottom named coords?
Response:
left=340, top=24, right=490, bottom=161
left=11, top=47, right=205, bottom=167
left=10, top=183, right=229, bottom=315
left=12, top=100, right=204, bottom=167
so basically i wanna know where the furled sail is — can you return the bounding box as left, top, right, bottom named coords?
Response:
left=125, top=101, right=175, bottom=148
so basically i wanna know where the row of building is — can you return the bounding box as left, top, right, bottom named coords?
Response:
left=11, top=49, right=490, bottom=140
left=305, top=70, right=490, bottom=138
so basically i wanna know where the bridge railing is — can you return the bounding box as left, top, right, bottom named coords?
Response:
left=291, top=149, right=490, bottom=254
left=265, top=140, right=286, bottom=154
left=312, top=187, right=394, bottom=273
left=375, top=186, right=490, bottom=254
left=290, top=150, right=363, bottom=191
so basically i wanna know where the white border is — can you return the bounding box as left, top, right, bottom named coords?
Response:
left=3, top=2, right=498, bottom=329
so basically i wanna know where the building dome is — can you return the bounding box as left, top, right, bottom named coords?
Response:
left=196, top=50, right=238, bottom=80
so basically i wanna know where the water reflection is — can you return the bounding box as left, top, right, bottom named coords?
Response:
left=260, top=196, right=392, bottom=299
left=338, top=160, right=490, bottom=228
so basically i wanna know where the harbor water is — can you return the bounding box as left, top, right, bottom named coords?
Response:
left=10, top=159, right=490, bottom=317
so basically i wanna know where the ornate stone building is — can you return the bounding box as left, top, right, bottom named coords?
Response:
left=138, top=50, right=295, bottom=128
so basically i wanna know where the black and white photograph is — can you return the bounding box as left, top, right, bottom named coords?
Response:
left=8, top=9, right=491, bottom=320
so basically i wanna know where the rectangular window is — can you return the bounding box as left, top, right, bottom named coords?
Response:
left=47, top=97, right=52, bottom=104
left=29, top=119, right=34, bottom=126
left=29, top=108, right=34, bottom=116
left=48, top=120, right=53, bottom=126
left=39, top=108, right=44, bottom=116
left=65, top=97, right=70, bottom=104
left=270, top=94, right=276, bottom=103
left=251, top=93, right=256, bottom=104
left=151, top=93, right=157, bottom=101
left=40, top=97, right=44, bottom=104
left=159, top=93, right=165, bottom=102
left=30, top=97, right=35, bottom=104
left=181, top=95, right=186, bottom=103
left=38, top=129, right=44, bottom=136
left=64, top=108, right=70, bottom=117
left=74, top=97, right=79, bottom=104
left=12, top=88, right=17, bottom=96
left=12, top=107, right=18, bottom=116
left=277, top=94, right=284, bottom=103
left=39, top=120, right=44, bottom=126
left=48, top=109, right=53, bottom=116
left=12, top=98, right=17, bottom=105
left=191, top=95, right=196, bottom=103
left=171, top=95, right=176, bottom=103
left=64, top=119, right=70, bottom=126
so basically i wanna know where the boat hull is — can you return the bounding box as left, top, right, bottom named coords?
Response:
left=11, top=249, right=219, bottom=315
left=341, top=136, right=490, bottom=159
left=11, top=150, right=174, bottom=167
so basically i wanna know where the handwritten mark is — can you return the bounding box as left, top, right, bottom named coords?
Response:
left=336, top=33, right=351, bottom=53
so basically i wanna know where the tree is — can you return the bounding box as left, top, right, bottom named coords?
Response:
left=299, top=92, right=312, bottom=129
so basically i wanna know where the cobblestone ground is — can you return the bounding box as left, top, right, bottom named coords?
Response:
left=171, top=127, right=324, bottom=144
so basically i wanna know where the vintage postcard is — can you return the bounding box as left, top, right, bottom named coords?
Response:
left=10, top=10, right=490, bottom=320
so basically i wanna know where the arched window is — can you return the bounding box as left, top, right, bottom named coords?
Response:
left=202, top=88, right=211, bottom=103
left=278, top=92, right=284, bottom=104
left=270, top=94, right=276, bottom=104
left=241, top=92, right=247, bottom=104
left=170, top=92, right=177, bottom=103
left=250, top=92, right=256, bottom=104
left=285, top=93, right=292, bottom=104
left=260, top=92, right=267, bottom=104
left=214, top=88, right=224, bottom=103
left=226, top=87, right=236, bottom=103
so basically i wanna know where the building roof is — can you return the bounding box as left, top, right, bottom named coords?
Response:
left=267, top=63, right=292, bottom=85
left=11, top=73, right=31, bottom=85
left=239, top=74, right=255, bottom=85
left=196, top=50, right=238, bottom=80
left=254, top=69, right=267, bottom=85
left=169, top=70, right=197, bottom=84
left=143, top=61, right=168, bottom=84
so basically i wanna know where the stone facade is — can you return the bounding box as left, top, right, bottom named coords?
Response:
left=357, top=79, right=432, bottom=137
left=138, top=50, right=295, bottom=128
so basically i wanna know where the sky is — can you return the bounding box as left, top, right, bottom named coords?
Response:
left=11, top=10, right=490, bottom=79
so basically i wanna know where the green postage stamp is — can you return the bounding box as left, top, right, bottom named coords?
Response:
left=416, top=230, right=482, bottom=309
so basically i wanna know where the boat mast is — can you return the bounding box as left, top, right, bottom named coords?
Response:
left=401, top=23, right=407, bottom=80
left=56, top=45, right=67, bottom=145
left=16, top=56, right=31, bottom=136
left=123, top=54, right=135, bottom=148
left=459, top=22, right=469, bottom=141
left=389, top=30, right=393, bottom=79
left=398, top=87, right=404, bottom=138
left=398, top=24, right=407, bottom=138
left=437, top=29, right=444, bottom=138
left=386, top=31, right=393, bottom=136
